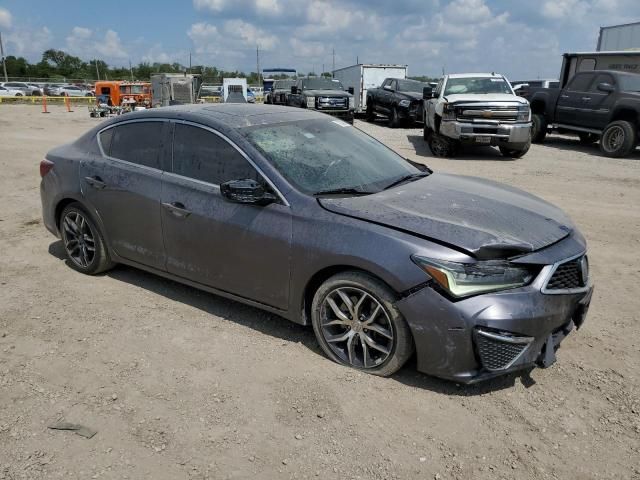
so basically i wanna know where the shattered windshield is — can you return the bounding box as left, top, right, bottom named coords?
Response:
left=444, top=77, right=513, bottom=95
left=242, top=119, right=420, bottom=195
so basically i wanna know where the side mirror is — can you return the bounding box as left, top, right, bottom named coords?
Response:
left=383, top=85, right=393, bottom=91
left=291, top=86, right=298, bottom=94
left=422, top=86, right=433, bottom=99
left=220, top=179, right=277, bottom=206
left=347, top=86, right=355, bottom=94
left=597, top=82, right=614, bottom=93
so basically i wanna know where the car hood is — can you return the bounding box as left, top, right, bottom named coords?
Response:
left=304, top=89, right=352, bottom=97
left=444, top=93, right=527, bottom=104
left=399, top=91, right=423, bottom=101
left=319, top=173, right=574, bottom=259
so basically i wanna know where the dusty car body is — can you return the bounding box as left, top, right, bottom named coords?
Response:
left=40, top=104, right=592, bottom=383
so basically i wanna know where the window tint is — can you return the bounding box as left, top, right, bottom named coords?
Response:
left=99, top=129, right=114, bottom=154
left=589, top=73, right=614, bottom=92
left=109, top=122, right=163, bottom=169
left=567, top=74, right=593, bottom=92
left=172, top=124, right=259, bottom=185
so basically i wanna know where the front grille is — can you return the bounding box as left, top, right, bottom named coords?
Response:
left=456, top=105, right=519, bottom=122
left=476, top=330, right=532, bottom=371
left=317, top=96, right=348, bottom=109
left=545, top=256, right=588, bottom=291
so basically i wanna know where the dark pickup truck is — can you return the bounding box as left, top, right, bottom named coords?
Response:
left=366, top=78, right=428, bottom=127
left=528, top=70, right=640, bottom=157
left=287, top=77, right=355, bottom=123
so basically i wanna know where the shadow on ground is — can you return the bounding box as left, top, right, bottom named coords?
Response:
left=406, top=134, right=513, bottom=161
left=540, top=134, right=640, bottom=159
left=48, top=238, right=533, bottom=397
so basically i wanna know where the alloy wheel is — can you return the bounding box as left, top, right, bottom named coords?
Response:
left=319, top=287, right=394, bottom=369
left=603, top=126, right=624, bottom=152
left=62, top=211, right=96, bottom=268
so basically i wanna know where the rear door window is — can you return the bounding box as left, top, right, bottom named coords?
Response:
left=172, top=123, right=259, bottom=185
left=108, top=121, right=164, bottom=169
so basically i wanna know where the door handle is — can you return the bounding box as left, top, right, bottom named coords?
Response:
left=84, top=176, right=106, bottom=189
left=162, top=201, right=191, bottom=218
left=560, top=95, right=570, bottom=99
left=581, top=97, right=591, bottom=101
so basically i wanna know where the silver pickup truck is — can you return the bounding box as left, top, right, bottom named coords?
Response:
left=423, top=73, right=532, bottom=158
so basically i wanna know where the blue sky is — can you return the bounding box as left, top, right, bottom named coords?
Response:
left=1, top=0, right=639, bottom=79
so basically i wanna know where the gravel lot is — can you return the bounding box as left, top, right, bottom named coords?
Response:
left=1, top=104, right=639, bottom=480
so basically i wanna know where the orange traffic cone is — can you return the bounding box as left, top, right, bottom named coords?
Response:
left=41, top=94, right=49, bottom=114
left=64, top=94, right=73, bottom=113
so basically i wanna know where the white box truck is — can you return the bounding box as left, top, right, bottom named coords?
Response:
left=332, top=64, right=408, bottom=114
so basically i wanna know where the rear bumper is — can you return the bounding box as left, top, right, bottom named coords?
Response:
left=440, top=120, right=531, bottom=148
left=396, top=279, right=593, bottom=383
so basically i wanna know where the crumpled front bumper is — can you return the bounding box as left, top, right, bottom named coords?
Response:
left=396, top=277, right=593, bottom=384
left=439, top=120, right=531, bottom=148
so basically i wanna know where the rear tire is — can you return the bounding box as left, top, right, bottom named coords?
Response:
left=60, top=203, right=114, bottom=275
left=499, top=141, right=531, bottom=159
left=531, top=113, right=547, bottom=143
left=428, top=133, right=458, bottom=157
left=311, top=271, right=414, bottom=377
left=599, top=120, right=637, bottom=158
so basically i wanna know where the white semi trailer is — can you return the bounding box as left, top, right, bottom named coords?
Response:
left=332, top=64, right=408, bottom=114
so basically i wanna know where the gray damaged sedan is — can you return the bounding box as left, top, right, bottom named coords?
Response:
left=40, top=104, right=593, bottom=383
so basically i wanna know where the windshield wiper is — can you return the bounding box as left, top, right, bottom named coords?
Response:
left=313, top=187, right=375, bottom=196
left=382, top=172, right=430, bottom=191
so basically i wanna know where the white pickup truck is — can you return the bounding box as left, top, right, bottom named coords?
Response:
left=423, top=73, right=532, bottom=158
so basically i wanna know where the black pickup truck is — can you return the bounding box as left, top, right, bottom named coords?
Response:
left=287, top=77, right=355, bottom=123
left=528, top=70, right=640, bottom=157
left=366, top=78, right=428, bottom=127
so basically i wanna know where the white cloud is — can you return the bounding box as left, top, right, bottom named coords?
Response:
left=65, top=27, right=128, bottom=60
left=5, top=27, right=53, bottom=57
left=542, top=0, right=589, bottom=20
left=96, top=29, right=127, bottom=59
left=0, top=7, right=12, bottom=29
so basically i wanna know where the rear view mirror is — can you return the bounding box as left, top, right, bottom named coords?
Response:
left=220, top=179, right=276, bottom=206
left=348, top=87, right=355, bottom=94
left=597, top=82, right=614, bottom=93
left=422, top=86, right=433, bottom=99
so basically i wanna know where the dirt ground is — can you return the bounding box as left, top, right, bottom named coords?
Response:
left=0, top=104, right=639, bottom=480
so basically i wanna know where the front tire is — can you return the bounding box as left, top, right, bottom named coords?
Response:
left=428, top=133, right=458, bottom=157
left=531, top=113, right=547, bottom=143
left=311, top=271, right=414, bottom=377
left=599, top=120, right=637, bottom=158
left=60, top=203, right=114, bottom=275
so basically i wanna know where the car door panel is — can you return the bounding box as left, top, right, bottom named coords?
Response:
left=555, top=74, right=594, bottom=125
left=580, top=73, right=615, bottom=130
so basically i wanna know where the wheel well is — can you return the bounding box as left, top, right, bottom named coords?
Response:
left=54, top=198, right=78, bottom=229
left=530, top=100, right=545, bottom=115
left=611, top=108, right=638, bottom=124
left=434, top=114, right=441, bottom=133
left=301, top=266, right=397, bottom=325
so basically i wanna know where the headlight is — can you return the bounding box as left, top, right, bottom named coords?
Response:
left=306, top=96, right=315, bottom=108
left=517, top=105, right=530, bottom=122
left=412, top=256, right=535, bottom=298
left=398, top=99, right=411, bottom=108
left=442, top=103, right=456, bottom=121
left=348, top=96, right=354, bottom=109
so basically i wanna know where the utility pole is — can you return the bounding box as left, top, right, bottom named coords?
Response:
left=256, top=44, right=261, bottom=86
left=0, top=31, right=8, bottom=82
left=188, top=51, right=192, bottom=74
left=95, top=59, right=100, bottom=81
left=129, top=60, right=133, bottom=81
left=332, top=48, right=335, bottom=77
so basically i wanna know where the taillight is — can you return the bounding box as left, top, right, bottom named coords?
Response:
left=40, top=159, right=54, bottom=178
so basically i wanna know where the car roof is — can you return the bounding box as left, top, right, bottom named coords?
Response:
left=447, top=73, right=505, bottom=79
left=107, top=103, right=324, bottom=129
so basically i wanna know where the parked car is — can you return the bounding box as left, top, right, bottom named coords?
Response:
left=423, top=73, right=532, bottom=158
left=40, top=104, right=592, bottom=383
left=266, top=79, right=296, bottom=105
left=527, top=70, right=640, bottom=157
left=1, top=82, right=40, bottom=96
left=0, top=85, right=24, bottom=96
left=366, top=78, right=429, bottom=127
left=51, top=85, right=92, bottom=97
left=246, top=89, right=256, bottom=103
left=287, top=77, right=355, bottom=123
left=44, top=84, right=64, bottom=96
